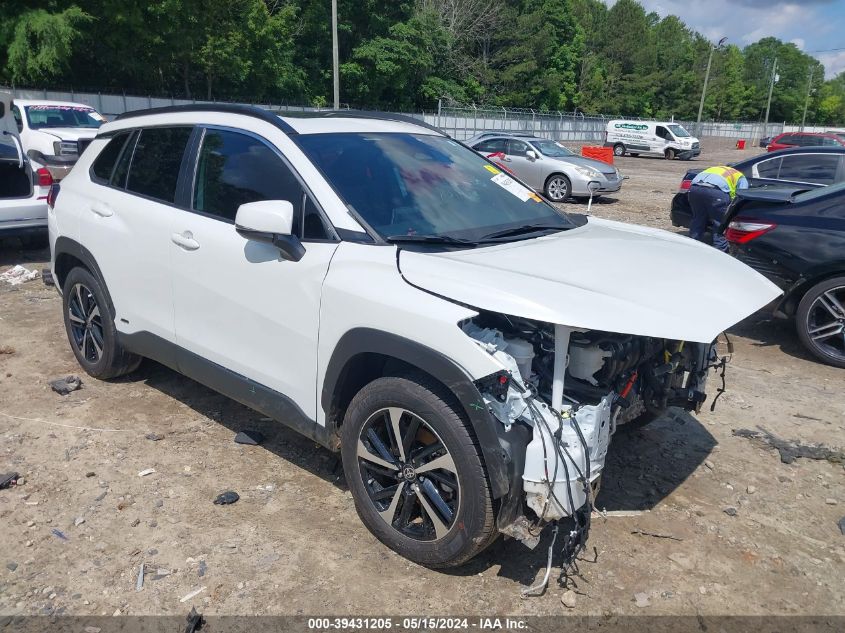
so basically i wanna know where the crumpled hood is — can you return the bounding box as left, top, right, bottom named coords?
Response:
left=398, top=217, right=782, bottom=343
left=37, top=128, right=98, bottom=141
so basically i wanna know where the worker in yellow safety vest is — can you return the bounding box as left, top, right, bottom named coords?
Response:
left=688, top=165, right=749, bottom=252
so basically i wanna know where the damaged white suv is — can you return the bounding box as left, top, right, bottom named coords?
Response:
left=49, top=105, right=780, bottom=567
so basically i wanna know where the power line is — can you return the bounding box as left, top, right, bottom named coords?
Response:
left=808, top=47, right=845, bottom=53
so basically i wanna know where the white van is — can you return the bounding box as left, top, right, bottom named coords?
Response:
left=605, top=120, right=700, bottom=160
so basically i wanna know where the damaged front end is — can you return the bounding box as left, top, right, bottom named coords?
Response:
left=463, top=311, right=718, bottom=549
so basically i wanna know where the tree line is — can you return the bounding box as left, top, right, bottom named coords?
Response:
left=2, top=0, right=844, bottom=125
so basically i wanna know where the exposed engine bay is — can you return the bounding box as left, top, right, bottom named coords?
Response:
left=463, top=310, right=719, bottom=550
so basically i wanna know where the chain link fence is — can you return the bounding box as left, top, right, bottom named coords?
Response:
left=12, top=86, right=837, bottom=144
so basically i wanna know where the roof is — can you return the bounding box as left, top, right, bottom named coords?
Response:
left=110, top=104, right=443, bottom=136
left=13, top=99, right=99, bottom=109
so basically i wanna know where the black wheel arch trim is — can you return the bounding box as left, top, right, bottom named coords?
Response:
left=53, top=237, right=116, bottom=316
left=776, top=265, right=845, bottom=318
left=322, top=328, right=511, bottom=499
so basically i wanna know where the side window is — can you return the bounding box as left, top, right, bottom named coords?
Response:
left=11, top=105, right=22, bottom=133
left=508, top=140, right=530, bottom=156
left=126, top=127, right=193, bottom=203
left=91, top=132, right=131, bottom=183
left=778, top=154, right=840, bottom=185
left=193, top=129, right=303, bottom=223
left=474, top=138, right=507, bottom=154
left=755, top=157, right=781, bottom=179
left=656, top=126, right=669, bottom=140
left=822, top=136, right=841, bottom=146
left=778, top=134, right=795, bottom=146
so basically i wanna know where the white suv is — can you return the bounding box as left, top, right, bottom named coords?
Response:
left=48, top=105, right=779, bottom=567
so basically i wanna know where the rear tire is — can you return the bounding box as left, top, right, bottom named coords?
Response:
left=613, top=143, right=625, bottom=157
left=795, top=276, right=845, bottom=368
left=62, top=267, right=141, bottom=379
left=340, top=375, right=496, bottom=568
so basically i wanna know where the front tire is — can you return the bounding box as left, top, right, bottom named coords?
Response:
left=665, top=148, right=676, bottom=160
left=340, top=375, right=496, bottom=568
left=544, top=174, right=572, bottom=202
left=62, top=267, right=141, bottom=379
left=795, top=277, right=845, bottom=368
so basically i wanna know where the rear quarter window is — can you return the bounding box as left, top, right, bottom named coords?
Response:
left=90, top=132, right=131, bottom=183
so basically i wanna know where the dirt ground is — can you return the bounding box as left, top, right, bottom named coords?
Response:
left=1, top=142, right=843, bottom=619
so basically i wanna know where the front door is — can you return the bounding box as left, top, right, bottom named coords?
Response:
left=506, top=139, right=542, bottom=189
left=170, top=127, right=338, bottom=421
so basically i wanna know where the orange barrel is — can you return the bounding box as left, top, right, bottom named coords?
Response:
left=736, top=139, right=746, bottom=150
left=581, top=146, right=614, bottom=165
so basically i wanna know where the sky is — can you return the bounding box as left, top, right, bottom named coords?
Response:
left=602, top=0, right=845, bottom=79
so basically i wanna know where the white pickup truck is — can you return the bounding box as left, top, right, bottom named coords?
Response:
left=11, top=98, right=104, bottom=158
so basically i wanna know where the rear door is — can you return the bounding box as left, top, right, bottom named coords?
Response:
left=80, top=126, right=192, bottom=342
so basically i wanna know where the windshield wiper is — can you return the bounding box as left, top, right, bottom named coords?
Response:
left=479, top=223, right=568, bottom=241
left=386, top=234, right=477, bottom=246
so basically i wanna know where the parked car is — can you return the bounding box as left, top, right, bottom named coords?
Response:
left=0, top=91, right=54, bottom=248
left=766, top=131, right=845, bottom=152
left=604, top=120, right=700, bottom=160
left=466, top=133, right=623, bottom=202
left=49, top=105, right=779, bottom=567
left=11, top=98, right=104, bottom=158
left=670, top=147, right=845, bottom=228
left=759, top=136, right=773, bottom=148
left=723, top=182, right=845, bottom=368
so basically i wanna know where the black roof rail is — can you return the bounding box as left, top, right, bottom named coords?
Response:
left=114, top=103, right=298, bottom=134
left=282, top=109, right=447, bottom=136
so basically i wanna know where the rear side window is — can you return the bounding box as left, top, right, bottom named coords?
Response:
left=778, top=134, right=796, bottom=145
left=755, top=157, right=781, bottom=179
left=778, top=154, right=840, bottom=185
left=474, top=138, right=507, bottom=154
left=126, top=127, right=193, bottom=204
left=91, top=132, right=130, bottom=183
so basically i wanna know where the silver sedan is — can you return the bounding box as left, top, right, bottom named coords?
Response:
left=467, top=133, right=623, bottom=202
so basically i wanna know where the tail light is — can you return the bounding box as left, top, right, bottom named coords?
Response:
left=725, top=219, right=776, bottom=244
left=36, top=167, right=53, bottom=188
left=678, top=178, right=692, bottom=192
left=47, top=183, right=61, bottom=209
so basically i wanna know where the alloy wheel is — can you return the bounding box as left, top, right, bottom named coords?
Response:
left=356, top=407, right=460, bottom=541
left=546, top=176, right=569, bottom=201
left=805, top=285, right=845, bottom=363
left=67, top=283, right=104, bottom=364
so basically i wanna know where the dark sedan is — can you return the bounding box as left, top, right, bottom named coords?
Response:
left=723, top=182, right=845, bottom=368
left=670, top=147, right=845, bottom=228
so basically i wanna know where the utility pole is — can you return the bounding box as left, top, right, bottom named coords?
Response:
left=332, top=0, right=339, bottom=110
left=696, top=37, right=727, bottom=135
left=764, top=57, right=778, bottom=133
left=801, top=66, right=816, bottom=131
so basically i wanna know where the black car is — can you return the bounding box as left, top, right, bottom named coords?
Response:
left=723, top=182, right=845, bottom=368
left=670, top=147, right=845, bottom=228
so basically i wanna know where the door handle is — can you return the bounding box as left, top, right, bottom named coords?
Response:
left=171, top=231, right=200, bottom=251
left=91, top=202, right=113, bottom=217
left=502, top=156, right=512, bottom=162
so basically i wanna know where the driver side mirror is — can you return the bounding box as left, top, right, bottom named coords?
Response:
left=235, top=200, right=305, bottom=262
left=525, top=149, right=538, bottom=160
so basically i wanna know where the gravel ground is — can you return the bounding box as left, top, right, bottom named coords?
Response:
left=0, top=143, right=843, bottom=618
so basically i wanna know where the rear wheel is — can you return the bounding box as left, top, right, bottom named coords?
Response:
left=795, top=277, right=845, bottom=368
left=544, top=174, right=571, bottom=202
left=62, top=267, right=141, bottom=379
left=613, top=143, right=625, bottom=157
left=664, top=148, right=676, bottom=160
left=340, top=375, right=496, bottom=568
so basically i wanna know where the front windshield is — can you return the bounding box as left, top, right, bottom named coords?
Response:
left=667, top=124, right=691, bottom=138
left=530, top=139, right=575, bottom=157
left=25, top=105, right=103, bottom=129
left=297, top=132, right=575, bottom=241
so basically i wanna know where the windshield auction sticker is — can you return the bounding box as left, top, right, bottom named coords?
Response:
left=490, top=172, right=532, bottom=202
